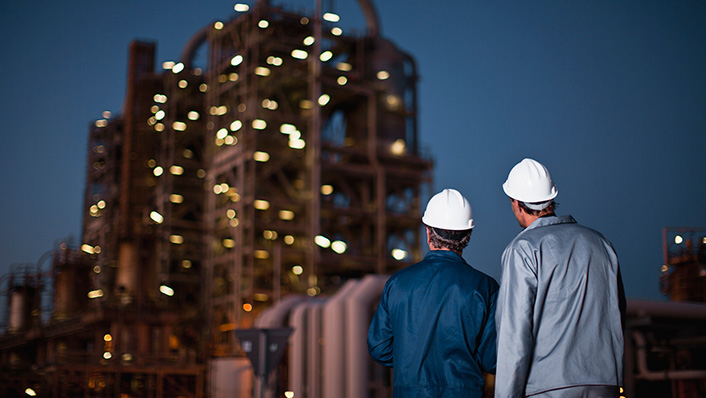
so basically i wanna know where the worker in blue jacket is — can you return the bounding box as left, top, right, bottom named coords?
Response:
left=368, top=188, right=499, bottom=398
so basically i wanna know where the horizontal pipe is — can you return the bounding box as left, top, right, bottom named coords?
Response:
left=632, top=331, right=706, bottom=381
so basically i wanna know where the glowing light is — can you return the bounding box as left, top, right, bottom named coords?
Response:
left=160, top=285, right=174, bottom=296
left=377, top=70, right=390, bottom=80
left=170, top=235, right=184, bottom=244
left=279, top=210, right=295, bottom=220
left=262, top=99, right=278, bottom=110
left=289, top=138, right=306, bottom=149
left=675, top=235, right=683, bottom=244
left=391, top=139, right=406, bottom=155
left=336, top=62, right=352, bottom=72
left=307, top=287, right=320, bottom=297
left=25, top=388, right=37, bottom=397
left=172, top=121, right=187, bottom=131
left=178, top=79, right=188, bottom=88
left=154, top=94, right=168, bottom=103
left=231, top=55, right=243, bottom=66
left=661, top=264, right=669, bottom=272
left=331, top=240, right=347, bottom=254
left=182, top=260, right=192, bottom=269
left=331, top=27, right=343, bottom=36
left=299, top=99, right=313, bottom=109
left=292, top=266, right=303, bottom=275
left=337, top=76, right=348, bottom=85
left=172, top=63, right=185, bottom=73
left=216, top=128, right=229, bottom=139
left=267, top=56, right=283, bottom=66
left=230, top=120, right=242, bottom=131
left=103, top=334, right=112, bottom=342
left=97, top=200, right=106, bottom=209
left=321, top=185, right=333, bottom=195
left=223, top=239, right=235, bottom=248
left=392, top=249, right=408, bottom=261
left=214, top=21, right=224, bottom=30
left=254, top=250, right=269, bottom=259
left=263, top=230, right=278, bottom=240
left=234, top=3, right=249, bottom=12
left=303, top=36, right=315, bottom=46
left=162, top=61, right=175, bottom=70
left=323, top=12, right=340, bottom=22
left=81, top=244, right=95, bottom=254
left=224, top=135, right=237, bottom=145
left=88, top=289, right=104, bottom=299
left=103, top=352, right=112, bottom=360
left=255, top=66, right=271, bottom=76
left=188, top=111, right=200, bottom=120
left=150, top=211, right=164, bottom=224
left=95, top=119, right=107, bottom=127
left=254, top=200, right=270, bottom=210
left=284, top=235, right=295, bottom=245
left=258, top=20, right=269, bottom=28
left=252, top=119, right=267, bottom=130
left=156, top=122, right=165, bottom=131
left=280, top=123, right=297, bottom=134
left=199, top=83, right=208, bottom=92
left=93, top=265, right=101, bottom=273
left=229, top=218, right=240, bottom=227
left=318, top=94, right=330, bottom=106
left=284, top=391, right=295, bottom=398
left=153, top=166, right=164, bottom=177
left=291, top=49, right=308, bottom=60
left=170, top=165, right=184, bottom=175
left=243, top=303, right=253, bottom=312
left=155, top=110, right=165, bottom=120
left=315, top=235, right=331, bottom=248
left=253, top=151, right=270, bottom=162
left=227, top=209, right=236, bottom=218
left=169, top=194, right=184, bottom=203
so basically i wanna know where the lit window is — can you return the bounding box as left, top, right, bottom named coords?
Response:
left=291, top=49, right=308, bottom=59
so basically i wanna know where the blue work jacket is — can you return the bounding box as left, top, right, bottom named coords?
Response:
left=495, top=215, right=625, bottom=398
left=368, top=250, right=499, bottom=398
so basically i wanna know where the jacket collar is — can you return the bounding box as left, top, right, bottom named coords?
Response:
left=424, top=249, right=466, bottom=263
left=524, top=214, right=576, bottom=232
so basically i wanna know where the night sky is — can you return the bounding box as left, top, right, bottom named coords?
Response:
left=1, top=0, right=705, bottom=305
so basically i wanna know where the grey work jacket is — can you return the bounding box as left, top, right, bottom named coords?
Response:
left=495, top=215, right=625, bottom=398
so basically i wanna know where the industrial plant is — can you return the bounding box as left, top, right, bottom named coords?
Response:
left=1, top=1, right=705, bottom=397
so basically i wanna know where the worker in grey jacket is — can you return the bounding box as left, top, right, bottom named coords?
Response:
left=495, top=158, right=626, bottom=398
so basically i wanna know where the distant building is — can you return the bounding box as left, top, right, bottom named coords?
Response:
left=0, top=1, right=432, bottom=397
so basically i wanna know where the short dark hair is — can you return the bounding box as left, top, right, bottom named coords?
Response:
left=517, top=200, right=557, bottom=216
left=427, top=226, right=472, bottom=252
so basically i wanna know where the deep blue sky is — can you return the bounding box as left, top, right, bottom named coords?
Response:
left=1, top=1, right=704, bottom=302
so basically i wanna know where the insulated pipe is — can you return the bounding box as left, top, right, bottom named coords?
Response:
left=632, top=331, right=706, bottom=381
left=345, top=274, right=389, bottom=398
left=288, top=303, right=309, bottom=398
left=322, top=280, right=360, bottom=398
left=254, top=294, right=307, bottom=327
left=626, top=300, right=706, bottom=320
left=307, top=302, right=324, bottom=398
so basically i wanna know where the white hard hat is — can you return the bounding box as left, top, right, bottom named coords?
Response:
left=502, top=158, right=558, bottom=203
left=422, top=189, right=474, bottom=230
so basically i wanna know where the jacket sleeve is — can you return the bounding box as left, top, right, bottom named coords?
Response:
left=495, top=245, right=537, bottom=398
left=477, top=287, right=499, bottom=374
left=367, top=282, right=394, bottom=367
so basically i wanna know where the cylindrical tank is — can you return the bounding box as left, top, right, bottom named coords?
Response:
left=8, top=285, right=37, bottom=332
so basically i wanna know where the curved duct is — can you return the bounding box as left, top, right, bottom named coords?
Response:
left=179, top=25, right=210, bottom=69
left=255, top=0, right=380, bottom=37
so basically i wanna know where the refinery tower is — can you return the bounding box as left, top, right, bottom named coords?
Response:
left=0, top=1, right=432, bottom=397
